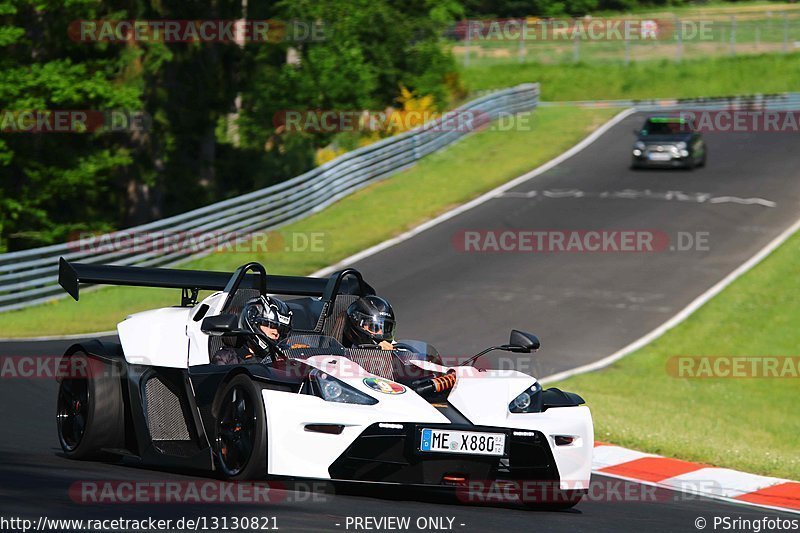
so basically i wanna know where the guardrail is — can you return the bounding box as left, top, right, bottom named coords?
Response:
left=539, top=92, right=800, bottom=110
left=0, top=83, right=540, bottom=313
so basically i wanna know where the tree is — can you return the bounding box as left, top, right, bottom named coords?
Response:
left=228, top=0, right=463, bottom=191
left=0, top=0, right=465, bottom=251
left=0, top=0, right=141, bottom=250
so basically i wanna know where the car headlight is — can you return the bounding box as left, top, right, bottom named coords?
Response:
left=509, top=382, right=542, bottom=413
left=634, top=141, right=646, bottom=150
left=309, top=369, right=377, bottom=405
left=675, top=141, right=687, bottom=150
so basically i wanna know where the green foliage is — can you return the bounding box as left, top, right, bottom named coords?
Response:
left=229, top=0, right=463, bottom=195
left=0, top=0, right=142, bottom=249
left=0, top=0, right=463, bottom=251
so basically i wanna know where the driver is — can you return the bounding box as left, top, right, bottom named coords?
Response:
left=211, top=295, right=293, bottom=365
left=343, top=295, right=396, bottom=350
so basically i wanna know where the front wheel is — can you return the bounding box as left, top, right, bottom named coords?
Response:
left=213, top=374, right=268, bottom=480
left=56, top=352, right=124, bottom=460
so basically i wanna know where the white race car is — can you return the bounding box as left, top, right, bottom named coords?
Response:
left=55, top=259, right=593, bottom=509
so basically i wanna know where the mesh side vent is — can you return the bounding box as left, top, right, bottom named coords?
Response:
left=144, top=377, right=191, bottom=441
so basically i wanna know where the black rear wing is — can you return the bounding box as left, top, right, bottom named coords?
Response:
left=58, top=257, right=373, bottom=305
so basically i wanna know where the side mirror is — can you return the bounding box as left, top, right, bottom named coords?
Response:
left=462, top=330, right=541, bottom=366
left=508, top=330, right=540, bottom=353
left=201, top=314, right=243, bottom=336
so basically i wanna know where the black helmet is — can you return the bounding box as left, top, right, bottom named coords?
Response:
left=345, top=296, right=396, bottom=346
left=241, top=296, right=292, bottom=354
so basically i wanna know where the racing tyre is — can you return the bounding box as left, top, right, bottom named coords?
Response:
left=56, top=352, right=124, bottom=460
left=213, top=374, right=268, bottom=480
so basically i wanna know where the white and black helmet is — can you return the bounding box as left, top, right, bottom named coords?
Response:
left=241, top=296, right=293, bottom=350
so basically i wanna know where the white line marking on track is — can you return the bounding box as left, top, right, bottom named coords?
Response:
left=497, top=188, right=776, bottom=207
left=709, top=196, right=777, bottom=207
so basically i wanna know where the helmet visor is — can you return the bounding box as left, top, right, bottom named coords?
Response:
left=247, top=304, right=291, bottom=340
left=352, top=312, right=395, bottom=341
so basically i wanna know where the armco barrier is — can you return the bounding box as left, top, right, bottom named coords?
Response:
left=538, top=92, right=800, bottom=111
left=0, top=83, right=539, bottom=312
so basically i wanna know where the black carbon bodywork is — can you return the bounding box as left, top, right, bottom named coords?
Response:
left=59, top=343, right=306, bottom=473
left=328, top=423, right=559, bottom=485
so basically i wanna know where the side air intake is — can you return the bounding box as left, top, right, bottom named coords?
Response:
left=144, top=377, right=191, bottom=441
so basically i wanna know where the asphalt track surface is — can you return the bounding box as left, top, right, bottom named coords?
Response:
left=2, top=112, right=799, bottom=531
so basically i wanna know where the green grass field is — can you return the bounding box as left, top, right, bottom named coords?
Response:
left=552, top=229, right=800, bottom=480
left=597, top=1, right=800, bottom=17
left=0, top=106, right=617, bottom=337
left=455, top=2, right=800, bottom=67
left=462, top=53, right=800, bottom=100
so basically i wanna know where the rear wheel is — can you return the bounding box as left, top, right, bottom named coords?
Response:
left=56, top=352, right=124, bottom=460
left=213, top=374, right=268, bottom=480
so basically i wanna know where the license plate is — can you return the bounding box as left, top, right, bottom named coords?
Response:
left=648, top=152, right=671, bottom=161
left=419, top=428, right=505, bottom=456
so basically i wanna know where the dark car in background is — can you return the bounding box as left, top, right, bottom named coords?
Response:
left=631, top=116, right=707, bottom=169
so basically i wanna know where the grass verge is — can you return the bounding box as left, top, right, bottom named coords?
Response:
left=552, top=230, right=800, bottom=480
left=0, top=106, right=617, bottom=337
left=461, top=54, right=800, bottom=100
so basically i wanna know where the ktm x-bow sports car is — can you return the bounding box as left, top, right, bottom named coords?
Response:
left=55, top=259, right=593, bottom=509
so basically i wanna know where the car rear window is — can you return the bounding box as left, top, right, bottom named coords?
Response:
left=642, top=118, right=693, bottom=135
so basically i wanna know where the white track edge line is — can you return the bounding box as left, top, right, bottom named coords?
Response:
left=594, top=469, right=800, bottom=516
